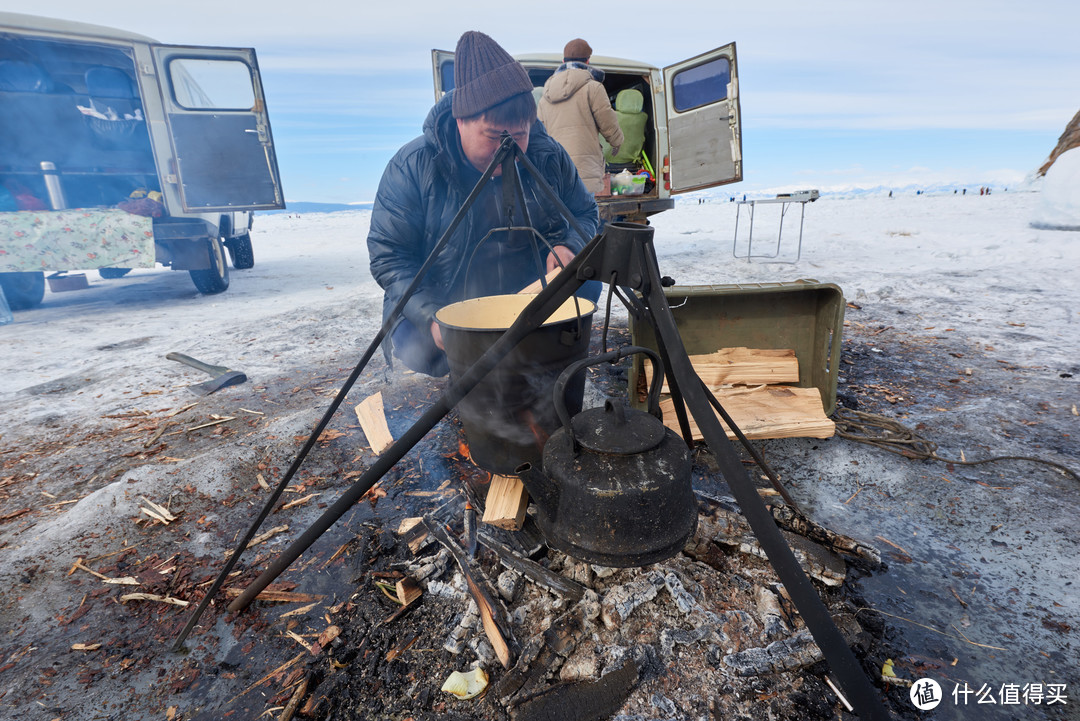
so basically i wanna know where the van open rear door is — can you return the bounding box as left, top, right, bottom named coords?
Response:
left=432, top=49, right=455, bottom=97
left=151, top=45, right=284, bottom=212
left=663, top=43, right=742, bottom=193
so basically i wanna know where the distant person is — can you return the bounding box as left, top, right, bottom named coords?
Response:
left=366, top=31, right=600, bottom=376
left=537, top=38, right=623, bottom=195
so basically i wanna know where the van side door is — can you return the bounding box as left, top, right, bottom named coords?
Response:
left=663, top=43, right=742, bottom=193
left=151, top=45, right=284, bottom=212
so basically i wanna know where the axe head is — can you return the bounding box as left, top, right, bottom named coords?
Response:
left=187, top=370, right=248, bottom=396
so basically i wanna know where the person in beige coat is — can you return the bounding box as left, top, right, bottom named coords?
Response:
left=537, top=38, right=624, bottom=195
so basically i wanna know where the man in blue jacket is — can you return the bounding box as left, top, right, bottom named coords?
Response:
left=367, top=31, right=600, bottom=376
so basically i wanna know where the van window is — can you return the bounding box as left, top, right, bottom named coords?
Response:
left=440, top=60, right=455, bottom=93
left=168, top=58, right=255, bottom=110
left=671, top=57, right=729, bottom=113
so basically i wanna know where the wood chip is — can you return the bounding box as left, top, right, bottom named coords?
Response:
left=355, top=392, right=394, bottom=454
left=257, top=473, right=270, bottom=490
left=119, top=593, right=190, bottom=607
left=281, top=494, right=317, bottom=510
left=71, top=643, right=101, bottom=651
left=247, top=525, right=289, bottom=548
left=279, top=602, right=319, bottom=620
left=223, top=588, right=324, bottom=604
left=185, top=416, right=235, bottom=432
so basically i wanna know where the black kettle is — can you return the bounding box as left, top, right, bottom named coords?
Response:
left=516, top=346, right=697, bottom=567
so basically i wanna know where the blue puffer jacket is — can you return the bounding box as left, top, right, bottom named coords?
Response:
left=367, top=90, right=599, bottom=346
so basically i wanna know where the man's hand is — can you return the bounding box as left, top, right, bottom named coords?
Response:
left=430, top=321, right=445, bottom=350
left=546, top=245, right=576, bottom=273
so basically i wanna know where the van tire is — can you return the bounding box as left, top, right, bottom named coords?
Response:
left=0, top=271, right=46, bottom=310
left=99, top=268, right=131, bottom=279
left=226, top=233, right=254, bottom=270
left=188, top=237, right=230, bottom=294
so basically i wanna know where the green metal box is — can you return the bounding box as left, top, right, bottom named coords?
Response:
left=629, top=280, right=845, bottom=415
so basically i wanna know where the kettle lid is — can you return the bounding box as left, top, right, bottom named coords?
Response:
left=569, top=399, right=666, bottom=455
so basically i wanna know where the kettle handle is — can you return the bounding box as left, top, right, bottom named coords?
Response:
left=552, top=346, right=665, bottom=447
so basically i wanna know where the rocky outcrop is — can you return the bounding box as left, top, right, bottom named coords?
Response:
left=1038, top=108, right=1080, bottom=176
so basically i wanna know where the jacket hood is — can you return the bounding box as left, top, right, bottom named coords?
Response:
left=542, top=68, right=592, bottom=104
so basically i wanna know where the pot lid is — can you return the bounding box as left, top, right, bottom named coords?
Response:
left=569, top=399, right=666, bottom=455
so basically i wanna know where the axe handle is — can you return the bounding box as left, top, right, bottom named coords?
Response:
left=166, top=352, right=230, bottom=378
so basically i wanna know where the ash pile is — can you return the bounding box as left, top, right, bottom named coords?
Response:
left=293, top=481, right=891, bottom=721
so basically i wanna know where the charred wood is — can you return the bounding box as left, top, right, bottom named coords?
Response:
left=478, top=527, right=587, bottom=602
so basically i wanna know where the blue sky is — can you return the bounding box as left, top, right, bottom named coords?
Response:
left=6, top=1, right=1078, bottom=202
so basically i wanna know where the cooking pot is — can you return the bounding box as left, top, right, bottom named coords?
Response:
left=436, top=294, right=596, bottom=474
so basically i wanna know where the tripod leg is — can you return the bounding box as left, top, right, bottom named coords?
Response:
left=226, top=241, right=592, bottom=613
left=637, top=235, right=889, bottom=721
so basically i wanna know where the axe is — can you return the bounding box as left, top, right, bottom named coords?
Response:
left=166, top=352, right=247, bottom=396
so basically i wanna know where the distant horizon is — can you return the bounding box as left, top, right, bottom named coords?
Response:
left=281, top=175, right=1035, bottom=208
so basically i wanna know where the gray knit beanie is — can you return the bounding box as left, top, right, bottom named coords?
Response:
left=452, top=31, right=533, bottom=119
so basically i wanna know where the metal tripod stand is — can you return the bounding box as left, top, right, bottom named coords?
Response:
left=175, top=135, right=888, bottom=720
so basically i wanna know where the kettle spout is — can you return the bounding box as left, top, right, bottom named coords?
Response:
left=514, top=462, right=559, bottom=519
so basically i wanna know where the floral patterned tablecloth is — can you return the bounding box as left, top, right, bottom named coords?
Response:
left=0, top=209, right=155, bottom=273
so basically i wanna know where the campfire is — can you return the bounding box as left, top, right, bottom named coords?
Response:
left=255, top=371, right=892, bottom=721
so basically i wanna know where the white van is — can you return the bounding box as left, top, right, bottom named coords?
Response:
left=0, top=12, right=284, bottom=309
left=432, top=44, right=742, bottom=222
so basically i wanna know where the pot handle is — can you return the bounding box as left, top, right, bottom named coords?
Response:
left=552, top=345, right=665, bottom=446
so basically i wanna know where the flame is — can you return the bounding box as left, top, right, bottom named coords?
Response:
left=522, top=411, right=549, bottom=450
left=458, top=440, right=472, bottom=462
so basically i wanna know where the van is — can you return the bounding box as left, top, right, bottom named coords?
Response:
left=0, top=12, right=284, bottom=310
left=432, top=44, right=741, bottom=222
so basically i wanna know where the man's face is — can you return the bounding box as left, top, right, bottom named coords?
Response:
left=456, top=116, right=530, bottom=175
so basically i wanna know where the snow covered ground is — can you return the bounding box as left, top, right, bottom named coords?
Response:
left=1, top=185, right=1078, bottom=719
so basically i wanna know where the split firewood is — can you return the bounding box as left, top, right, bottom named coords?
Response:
left=425, top=519, right=516, bottom=668
left=400, top=519, right=433, bottom=555
left=395, top=577, right=422, bottom=606
left=482, top=474, right=529, bottom=531
left=354, top=392, right=394, bottom=454
left=644, top=347, right=800, bottom=393
left=478, top=527, right=585, bottom=602
left=659, top=386, right=835, bottom=441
